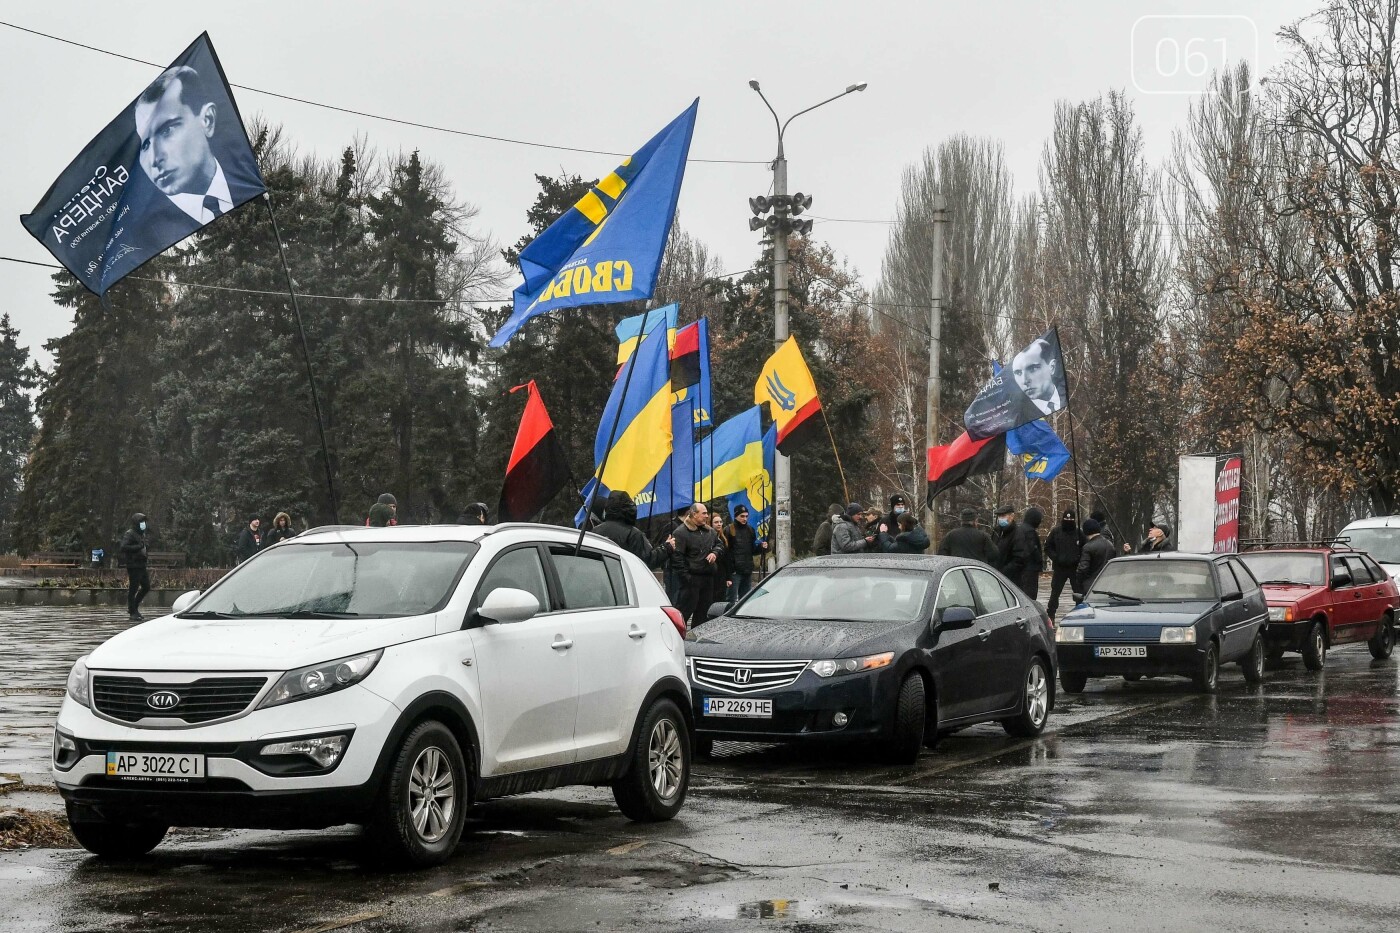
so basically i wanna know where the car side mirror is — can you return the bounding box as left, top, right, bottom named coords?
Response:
left=476, top=587, right=540, bottom=626
left=171, top=590, right=201, bottom=615
left=1221, top=589, right=1243, bottom=602
left=939, top=606, right=976, bottom=630
left=1331, top=573, right=1352, bottom=589
left=707, top=601, right=729, bottom=620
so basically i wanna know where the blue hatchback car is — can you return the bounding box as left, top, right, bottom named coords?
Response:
left=1054, top=553, right=1269, bottom=693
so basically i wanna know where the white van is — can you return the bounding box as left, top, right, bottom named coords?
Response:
left=1339, top=516, right=1400, bottom=581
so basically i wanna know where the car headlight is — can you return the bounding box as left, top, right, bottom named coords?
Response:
left=259, top=734, right=349, bottom=769
left=1159, top=627, right=1197, bottom=644
left=65, top=656, right=90, bottom=707
left=809, top=652, right=894, bottom=678
left=1055, top=627, right=1084, bottom=643
left=1268, top=606, right=1293, bottom=622
left=257, top=650, right=382, bottom=709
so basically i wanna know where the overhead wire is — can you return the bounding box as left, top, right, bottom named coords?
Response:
left=0, top=20, right=768, bottom=165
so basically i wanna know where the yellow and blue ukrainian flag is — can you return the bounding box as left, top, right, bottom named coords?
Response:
left=593, top=324, right=674, bottom=495
left=489, top=100, right=699, bottom=347
left=726, top=424, right=777, bottom=538
left=694, top=406, right=765, bottom=501
left=615, top=304, right=678, bottom=367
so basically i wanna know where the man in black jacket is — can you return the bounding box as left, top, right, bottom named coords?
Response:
left=1044, top=508, right=1086, bottom=621
left=726, top=504, right=767, bottom=605
left=235, top=517, right=261, bottom=564
left=120, top=513, right=151, bottom=622
left=995, top=505, right=1043, bottom=599
left=1076, top=519, right=1116, bottom=598
left=880, top=493, right=911, bottom=540
left=667, top=502, right=723, bottom=629
left=594, top=491, right=667, bottom=568
left=938, top=508, right=999, bottom=563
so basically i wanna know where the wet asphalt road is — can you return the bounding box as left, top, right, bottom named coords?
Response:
left=2, top=606, right=1398, bottom=932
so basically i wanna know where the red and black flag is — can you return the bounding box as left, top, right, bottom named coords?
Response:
left=498, top=381, right=571, bottom=522
left=927, top=432, right=1007, bottom=505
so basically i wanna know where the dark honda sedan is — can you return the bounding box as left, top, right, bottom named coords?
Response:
left=1055, top=553, right=1269, bottom=693
left=684, top=555, right=1057, bottom=763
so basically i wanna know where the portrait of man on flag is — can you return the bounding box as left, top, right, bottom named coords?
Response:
left=964, top=328, right=1070, bottom=439
left=20, top=33, right=266, bottom=296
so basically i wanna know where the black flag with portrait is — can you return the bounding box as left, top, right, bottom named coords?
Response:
left=964, top=327, right=1070, bottom=439
left=20, top=32, right=265, bottom=296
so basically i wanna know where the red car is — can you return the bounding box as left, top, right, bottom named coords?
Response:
left=1237, top=546, right=1397, bottom=670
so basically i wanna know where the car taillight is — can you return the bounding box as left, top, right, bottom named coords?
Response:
left=662, top=606, right=686, bottom=638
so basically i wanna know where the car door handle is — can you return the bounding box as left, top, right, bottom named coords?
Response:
left=978, top=628, right=991, bottom=641
left=551, top=637, right=574, bottom=650
left=628, top=626, right=647, bottom=640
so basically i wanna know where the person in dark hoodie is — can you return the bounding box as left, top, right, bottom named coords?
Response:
left=594, top=491, right=668, bottom=567
left=880, top=493, right=912, bottom=540
left=939, top=508, right=999, bottom=563
left=726, top=504, right=767, bottom=605
left=995, top=505, right=1043, bottom=598
left=812, top=502, right=844, bottom=555
left=878, top=512, right=931, bottom=554
left=1044, top=507, right=1086, bottom=621
left=1075, top=519, right=1116, bottom=599
left=1019, top=507, right=1045, bottom=599
left=120, top=513, right=151, bottom=621
left=235, top=517, right=262, bottom=563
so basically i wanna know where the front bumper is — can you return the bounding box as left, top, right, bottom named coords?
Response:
left=688, top=667, right=892, bottom=742
left=53, top=684, right=398, bottom=828
left=1263, top=619, right=1310, bottom=651
left=1057, top=643, right=1205, bottom=677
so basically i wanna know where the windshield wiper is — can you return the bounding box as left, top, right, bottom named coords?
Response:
left=176, top=610, right=238, bottom=619
left=232, top=609, right=364, bottom=619
left=1260, top=579, right=1307, bottom=586
left=1091, top=590, right=1144, bottom=605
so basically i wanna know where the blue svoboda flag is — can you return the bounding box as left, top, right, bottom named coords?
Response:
left=489, top=100, right=699, bottom=347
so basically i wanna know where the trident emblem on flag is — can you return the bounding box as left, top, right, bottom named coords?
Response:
left=765, top=372, right=797, bottom=411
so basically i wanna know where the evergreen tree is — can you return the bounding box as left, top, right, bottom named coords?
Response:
left=0, top=315, right=37, bottom=552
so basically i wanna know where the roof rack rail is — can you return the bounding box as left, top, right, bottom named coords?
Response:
left=1239, top=537, right=1352, bottom=550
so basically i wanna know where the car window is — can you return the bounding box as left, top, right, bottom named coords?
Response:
left=1227, top=558, right=1260, bottom=595
left=1343, top=526, right=1400, bottom=564
left=734, top=567, right=929, bottom=623
left=1343, top=555, right=1375, bottom=585
left=476, top=546, right=552, bottom=614
left=1214, top=561, right=1241, bottom=595
left=935, top=569, right=977, bottom=614
left=1331, top=555, right=1353, bottom=585
left=549, top=547, right=622, bottom=610
left=1087, top=560, right=1216, bottom=603
left=967, top=568, right=1012, bottom=615
left=1238, top=551, right=1325, bottom=585
left=1363, top=555, right=1391, bottom=582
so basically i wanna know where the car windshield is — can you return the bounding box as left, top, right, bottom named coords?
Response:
left=733, top=566, right=930, bottom=623
left=1237, top=552, right=1325, bottom=586
left=188, top=540, right=478, bottom=619
left=1344, top=527, right=1400, bottom=564
left=1087, top=560, right=1216, bottom=604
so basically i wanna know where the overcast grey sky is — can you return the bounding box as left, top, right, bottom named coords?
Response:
left=0, top=0, right=1321, bottom=367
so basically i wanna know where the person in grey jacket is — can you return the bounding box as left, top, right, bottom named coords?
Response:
left=831, top=503, right=875, bottom=554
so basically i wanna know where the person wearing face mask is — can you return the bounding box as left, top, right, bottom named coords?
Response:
left=880, top=494, right=911, bottom=541
left=1044, top=507, right=1086, bottom=622
left=994, top=505, right=1042, bottom=598
left=119, top=513, right=151, bottom=622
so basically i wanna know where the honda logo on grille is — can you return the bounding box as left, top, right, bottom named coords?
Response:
left=146, top=690, right=181, bottom=710
left=733, top=668, right=753, bottom=685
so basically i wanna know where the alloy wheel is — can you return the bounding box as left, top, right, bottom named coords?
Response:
left=1026, top=664, right=1049, bottom=726
left=408, top=746, right=456, bottom=843
left=648, top=718, right=684, bottom=800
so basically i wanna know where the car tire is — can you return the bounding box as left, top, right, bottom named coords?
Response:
left=1002, top=657, right=1052, bottom=737
left=66, top=806, right=167, bottom=859
left=613, top=698, right=689, bottom=822
left=1240, top=633, right=1265, bottom=684
left=365, top=720, right=468, bottom=869
left=693, top=736, right=714, bottom=758
left=1193, top=640, right=1220, bottom=693
left=1368, top=614, right=1395, bottom=660
left=883, top=674, right=926, bottom=765
left=1302, top=621, right=1327, bottom=671
left=1059, top=671, right=1088, bottom=694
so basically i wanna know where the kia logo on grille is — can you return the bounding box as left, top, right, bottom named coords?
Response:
left=733, top=669, right=752, bottom=685
left=146, top=690, right=181, bottom=710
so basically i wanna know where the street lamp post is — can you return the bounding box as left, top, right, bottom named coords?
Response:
left=748, top=80, right=866, bottom=567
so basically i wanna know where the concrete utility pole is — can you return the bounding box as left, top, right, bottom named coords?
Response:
left=749, top=80, right=866, bottom=567
left=925, top=195, right=948, bottom=543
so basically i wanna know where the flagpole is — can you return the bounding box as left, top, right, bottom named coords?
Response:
left=580, top=306, right=656, bottom=550
left=1056, top=326, right=1084, bottom=521
left=263, top=194, right=339, bottom=523
left=818, top=405, right=850, bottom=504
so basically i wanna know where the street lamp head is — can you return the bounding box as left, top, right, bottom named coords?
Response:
left=748, top=80, right=761, bottom=91
left=846, top=82, right=868, bottom=93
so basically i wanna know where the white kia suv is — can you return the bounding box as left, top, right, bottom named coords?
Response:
left=53, top=523, right=692, bottom=867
